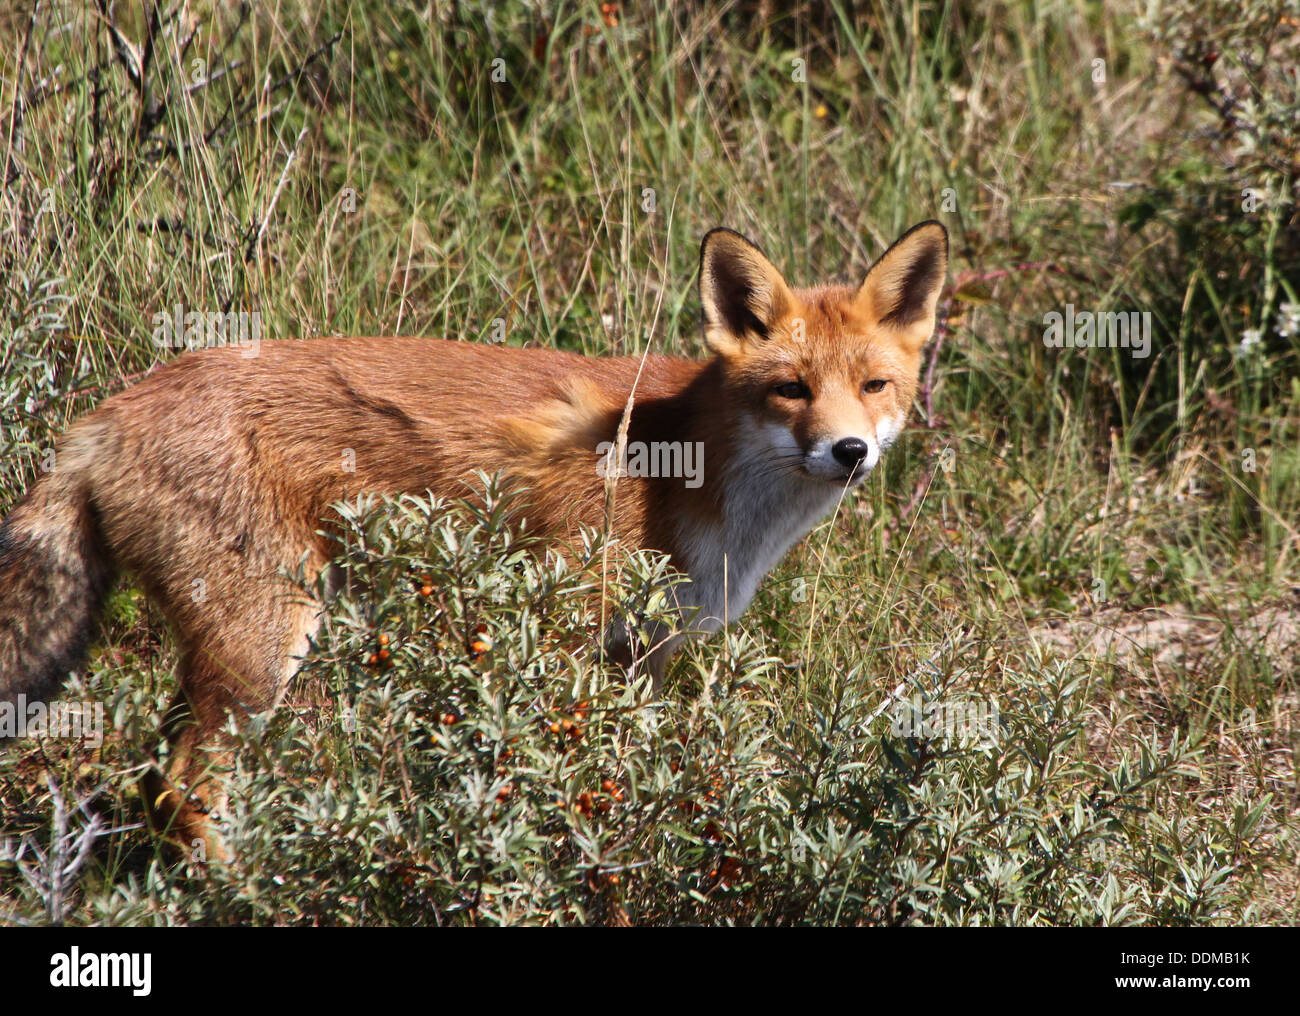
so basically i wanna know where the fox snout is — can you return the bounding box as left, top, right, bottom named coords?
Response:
left=833, top=436, right=870, bottom=469
left=804, top=409, right=909, bottom=482
left=802, top=432, right=880, bottom=483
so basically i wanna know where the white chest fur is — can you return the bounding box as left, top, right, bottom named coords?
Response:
left=673, top=447, right=848, bottom=636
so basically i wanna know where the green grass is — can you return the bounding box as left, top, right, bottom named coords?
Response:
left=1, top=0, right=1296, bottom=925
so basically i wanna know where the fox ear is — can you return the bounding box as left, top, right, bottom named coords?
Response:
left=854, top=221, right=948, bottom=351
left=699, top=228, right=795, bottom=354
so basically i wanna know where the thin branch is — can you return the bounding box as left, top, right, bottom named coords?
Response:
left=244, top=126, right=309, bottom=263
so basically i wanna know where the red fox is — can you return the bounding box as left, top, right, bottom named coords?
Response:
left=0, top=221, right=947, bottom=853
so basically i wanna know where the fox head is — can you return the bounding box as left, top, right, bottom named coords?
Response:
left=699, top=221, right=948, bottom=485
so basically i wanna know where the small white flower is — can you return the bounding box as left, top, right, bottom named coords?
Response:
left=1237, top=328, right=1263, bottom=357
left=1274, top=302, right=1300, bottom=339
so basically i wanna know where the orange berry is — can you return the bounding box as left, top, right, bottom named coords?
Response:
left=377, top=633, right=390, bottom=646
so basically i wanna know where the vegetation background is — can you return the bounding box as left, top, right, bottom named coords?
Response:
left=1, top=0, right=1297, bottom=925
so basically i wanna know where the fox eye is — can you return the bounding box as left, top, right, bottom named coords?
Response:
left=863, top=379, right=888, bottom=394
left=773, top=381, right=810, bottom=400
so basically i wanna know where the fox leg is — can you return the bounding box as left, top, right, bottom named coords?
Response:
left=141, top=677, right=232, bottom=863
left=141, top=575, right=325, bottom=862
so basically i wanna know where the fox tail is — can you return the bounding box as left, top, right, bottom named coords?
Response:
left=0, top=453, right=114, bottom=720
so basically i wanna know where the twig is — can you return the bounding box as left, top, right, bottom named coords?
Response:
left=244, top=126, right=309, bottom=263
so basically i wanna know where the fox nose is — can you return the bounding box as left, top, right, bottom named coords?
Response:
left=832, top=437, right=869, bottom=468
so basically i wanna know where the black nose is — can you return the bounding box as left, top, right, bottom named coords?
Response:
left=832, top=437, right=869, bottom=467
